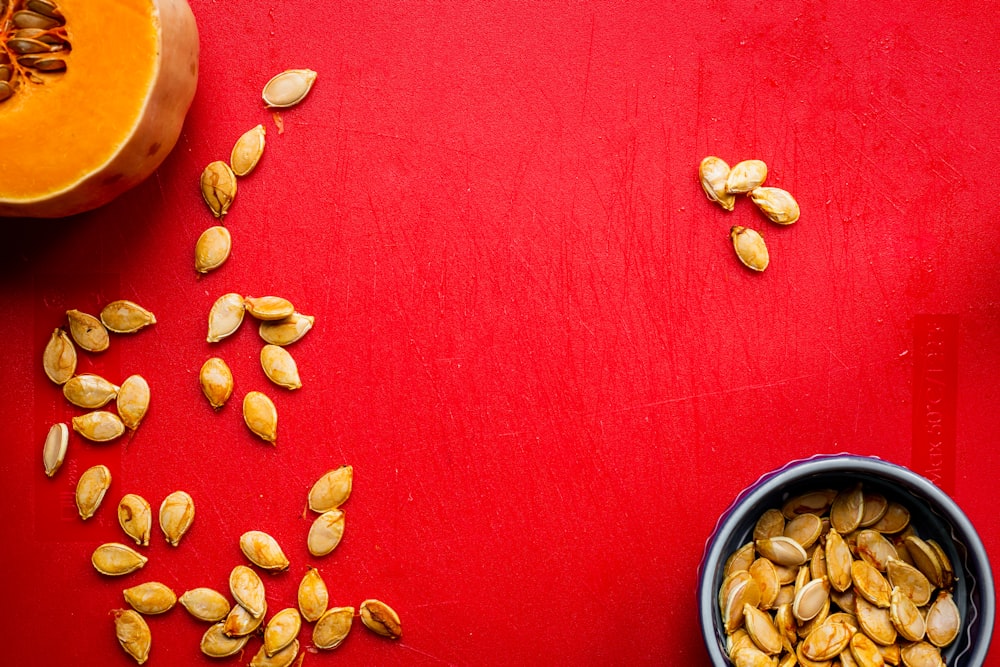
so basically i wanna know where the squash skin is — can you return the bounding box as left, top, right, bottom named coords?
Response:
left=0, top=0, right=199, bottom=218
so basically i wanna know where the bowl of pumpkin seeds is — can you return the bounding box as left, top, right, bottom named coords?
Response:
left=698, top=453, right=994, bottom=667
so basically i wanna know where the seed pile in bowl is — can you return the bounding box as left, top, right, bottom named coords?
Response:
left=719, top=484, right=960, bottom=667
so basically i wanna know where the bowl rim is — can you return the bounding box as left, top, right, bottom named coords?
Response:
left=697, top=452, right=995, bottom=666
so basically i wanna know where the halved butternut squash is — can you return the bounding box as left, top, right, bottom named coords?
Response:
left=0, top=0, right=199, bottom=218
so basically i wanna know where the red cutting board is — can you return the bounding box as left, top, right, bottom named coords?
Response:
left=2, top=1, right=999, bottom=665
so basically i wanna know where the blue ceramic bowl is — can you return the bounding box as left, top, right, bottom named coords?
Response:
left=698, top=454, right=994, bottom=666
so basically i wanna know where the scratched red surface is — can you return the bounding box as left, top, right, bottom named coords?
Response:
left=2, top=1, right=999, bottom=665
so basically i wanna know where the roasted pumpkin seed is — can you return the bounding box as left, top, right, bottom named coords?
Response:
left=699, top=156, right=736, bottom=211
left=749, top=558, right=781, bottom=610
left=889, top=586, right=925, bottom=642
left=243, top=390, right=278, bottom=442
left=313, top=606, right=354, bottom=650
left=307, top=509, right=345, bottom=556
left=42, top=422, right=68, bottom=477
left=262, top=69, right=317, bottom=108
left=756, top=536, right=807, bottom=567
left=42, top=328, right=76, bottom=384
left=856, top=595, right=897, bottom=646
left=245, top=296, right=296, bottom=321
left=264, top=607, right=302, bottom=657
left=124, top=581, right=177, bottom=615
left=159, top=490, right=195, bottom=546
left=63, top=373, right=120, bottom=408
left=750, top=186, right=800, bottom=225
left=731, top=226, right=769, bottom=272
left=261, top=344, right=302, bottom=389
left=852, top=560, right=892, bottom=608
left=118, top=493, right=152, bottom=546
left=207, top=293, right=246, bottom=343
left=100, top=300, right=157, bottom=333
left=199, top=356, right=234, bottom=409
left=721, top=571, right=760, bottom=634
left=180, top=588, right=231, bottom=622
left=72, top=410, right=125, bottom=442
left=829, top=483, right=864, bottom=533
left=743, top=603, right=783, bottom=655
left=76, top=464, right=111, bottom=520
left=113, top=608, right=151, bottom=664
left=360, top=599, right=402, bottom=639
left=251, top=639, right=299, bottom=667
left=240, top=530, right=290, bottom=571
left=200, top=160, right=237, bottom=218
left=224, top=600, right=267, bottom=636
left=66, top=308, right=109, bottom=352
left=231, top=124, right=266, bottom=176
left=93, top=542, right=148, bottom=576
left=783, top=513, right=823, bottom=550
left=926, top=540, right=955, bottom=589
left=258, top=312, right=314, bottom=346
left=725, top=542, right=756, bottom=577
left=308, top=465, right=353, bottom=513
left=859, top=492, right=889, bottom=527
left=900, top=641, right=945, bottom=667
left=792, top=577, right=830, bottom=623
left=298, top=567, right=329, bottom=622
left=194, top=225, right=232, bottom=273
left=885, top=557, right=932, bottom=607
left=801, top=619, right=853, bottom=662
left=726, top=159, right=768, bottom=194
left=904, top=535, right=944, bottom=588
left=753, top=509, right=785, bottom=542
left=230, top=565, right=266, bottom=618
left=117, top=374, right=150, bottom=430
left=870, top=501, right=910, bottom=534
left=782, top=490, right=837, bottom=519
left=924, top=591, right=960, bottom=647
left=200, top=621, right=249, bottom=657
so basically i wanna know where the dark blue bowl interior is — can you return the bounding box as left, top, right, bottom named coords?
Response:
left=698, top=454, right=994, bottom=667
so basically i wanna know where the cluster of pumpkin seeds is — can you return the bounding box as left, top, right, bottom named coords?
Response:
left=698, top=157, right=800, bottom=272
left=719, top=484, right=961, bottom=667
left=0, top=0, right=69, bottom=103
left=200, top=293, right=311, bottom=443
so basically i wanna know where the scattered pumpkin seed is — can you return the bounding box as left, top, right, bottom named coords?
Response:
left=200, top=160, right=237, bottom=218
left=261, top=344, right=302, bottom=389
left=113, top=608, right=151, bottom=664
left=313, top=606, right=354, bottom=650
left=264, top=608, right=302, bottom=657
left=117, top=374, right=150, bottom=430
left=307, top=509, right=345, bottom=557
left=42, top=422, right=68, bottom=477
left=200, top=621, right=249, bottom=657
left=308, top=465, right=353, bottom=513
left=194, top=225, right=232, bottom=273
left=66, top=308, right=110, bottom=352
left=231, top=124, right=266, bottom=176
left=123, top=582, right=177, bottom=615
left=100, top=300, right=157, bottom=333
left=298, top=567, right=329, bottom=622
left=117, top=493, right=152, bottom=546
left=72, top=410, right=126, bottom=442
left=63, top=373, right=120, bottom=408
left=699, top=156, right=736, bottom=211
left=76, top=464, right=111, bottom=520
left=159, top=490, right=195, bottom=546
left=199, top=356, right=234, bottom=409
left=243, top=390, right=278, bottom=443
left=725, top=159, right=768, bottom=194
left=180, top=588, right=231, bottom=622
left=230, top=565, right=267, bottom=618
left=262, top=69, right=317, bottom=108
left=240, top=530, right=290, bottom=571
left=93, top=542, right=148, bottom=576
left=731, top=226, right=769, bottom=272
left=251, top=639, right=299, bottom=667
left=224, top=600, right=267, bottom=636
left=42, top=328, right=76, bottom=384
left=258, top=312, right=314, bottom=346
left=245, top=295, right=296, bottom=321
left=360, top=599, right=402, bottom=639
left=207, top=292, right=246, bottom=342
left=750, top=186, right=800, bottom=225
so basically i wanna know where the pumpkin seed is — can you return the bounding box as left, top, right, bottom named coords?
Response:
left=13, top=9, right=60, bottom=29
left=180, top=588, right=231, bottom=622
left=42, top=422, right=68, bottom=477
left=76, top=464, right=112, bottom=519
left=230, top=565, right=266, bottom=618
left=856, top=595, right=897, bottom=646
left=92, top=542, right=148, bottom=576
left=66, top=309, right=109, bottom=352
left=829, top=483, right=864, bottom=534
left=31, top=56, right=66, bottom=72
left=259, top=312, right=314, bottom=346
left=743, top=603, right=783, bottom=655
left=307, top=509, right=345, bottom=557
left=224, top=600, right=266, bottom=636
left=733, top=645, right=775, bottom=667
left=63, top=373, right=120, bottom=408
left=194, top=225, right=232, bottom=273
left=0, top=64, right=10, bottom=82
left=904, top=535, right=944, bottom=588
left=924, top=591, right=960, bottom=647
left=298, top=567, right=329, bottom=622
left=900, top=641, right=945, bottom=667
left=726, top=159, right=768, bottom=194
left=782, top=489, right=837, bottom=519
left=43, top=328, right=76, bottom=384
left=124, top=581, right=177, bottom=615
left=699, top=156, right=736, bottom=211
left=231, top=124, right=266, bottom=176
left=243, top=390, right=278, bottom=442
left=117, top=374, right=150, bottom=430
left=261, top=344, right=302, bottom=389
left=855, top=530, right=898, bottom=573
left=308, top=465, right=353, bottom=513
left=26, top=0, right=64, bottom=20
left=0, top=81, right=11, bottom=103
left=859, top=492, right=889, bottom=527
left=360, top=599, right=402, bottom=639
left=7, top=37, right=50, bottom=54
left=756, top=536, right=807, bottom=567
left=240, top=530, right=290, bottom=571
left=869, top=501, right=910, bottom=534
left=750, top=186, right=800, bottom=225
left=725, top=542, right=756, bottom=577
left=791, top=577, right=830, bottom=623
left=313, top=606, right=354, bottom=650
left=748, top=558, right=781, bottom=610
left=200, top=160, right=237, bottom=218
left=885, top=557, right=932, bottom=607
left=753, top=509, right=785, bottom=541
left=721, top=571, right=760, bottom=634
left=849, top=631, right=884, bottom=667
left=262, top=69, right=317, bottom=108
left=245, top=295, right=296, bottom=321
left=72, top=410, right=125, bottom=442
left=889, top=586, right=925, bottom=642
left=926, top=540, right=955, bottom=589
left=118, top=493, right=152, bottom=546
left=264, top=608, right=301, bottom=657
left=100, top=300, right=156, bottom=333
left=207, top=293, right=245, bottom=342
left=824, top=528, right=854, bottom=592
left=731, top=226, right=769, bottom=272
left=199, top=356, right=234, bottom=409
left=783, top=513, right=823, bottom=550
left=113, top=608, right=151, bottom=664
left=200, top=621, right=249, bottom=657
left=852, top=559, right=892, bottom=608
left=159, top=490, right=195, bottom=546
left=801, top=620, right=853, bottom=662
left=251, top=639, right=299, bottom=667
